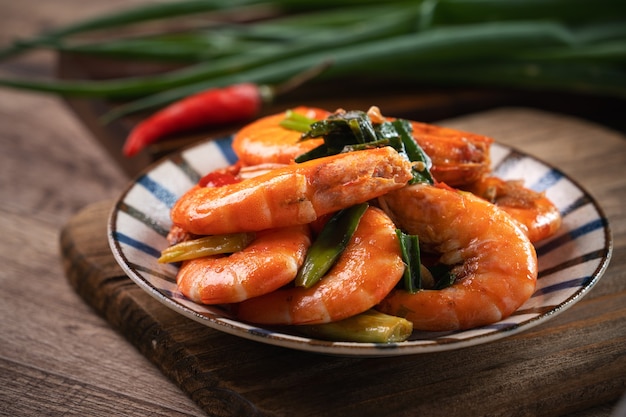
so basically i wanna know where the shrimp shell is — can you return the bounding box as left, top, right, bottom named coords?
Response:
left=378, top=184, right=538, bottom=331
left=171, top=146, right=413, bottom=235
left=233, top=206, right=405, bottom=325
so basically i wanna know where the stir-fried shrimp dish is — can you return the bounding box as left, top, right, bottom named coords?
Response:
left=160, top=106, right=562, bottom=343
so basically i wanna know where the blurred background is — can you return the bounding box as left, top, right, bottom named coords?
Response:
left=1, top=0, right=624, bottom=176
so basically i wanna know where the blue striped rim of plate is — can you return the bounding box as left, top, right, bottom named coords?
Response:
left=108, top=137, right=612, bottom=356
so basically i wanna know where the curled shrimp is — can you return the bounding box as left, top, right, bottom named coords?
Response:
left=171, top=146, right=413, bottom=235
left=377, top=183, right=538, bottom=331
left=232, top=106, right=329, bottom=165
left=463, top=176, right=562, bottom=242
left=176, top=224, right=311, bottom=304
left=233, top=206, right=405, bottom=325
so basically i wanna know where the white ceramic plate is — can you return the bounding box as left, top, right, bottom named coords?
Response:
left=108, top=136, right=612, bottom=356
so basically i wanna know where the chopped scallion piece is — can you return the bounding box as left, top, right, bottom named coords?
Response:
left=391, top=119, right=434, bottom=185
left=158, top=232, right=255, bottom=263
left=396, top=229, right=422, bottom=294
left=279, top=109, right=317, bottom=132
left=430, top=264, right=457, bottom=290
left=295, top=203, right=368, bottom=288
left=299, top=309, right=413, bottom=343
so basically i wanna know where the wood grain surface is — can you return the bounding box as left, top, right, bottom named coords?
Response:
left=60, top=108, right=626, bottom=417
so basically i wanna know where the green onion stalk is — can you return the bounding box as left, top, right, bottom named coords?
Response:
left=0, top=0, right=623, bottom=120
left=295, top=203, right=368, bottom=289
left=298, top=309, right=413, bottom=343
left=158, top=233, right=255, bottom=263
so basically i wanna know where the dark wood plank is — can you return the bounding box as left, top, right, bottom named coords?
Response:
left=60, top=200, right=626, bottom=417
left=0, top=358, right=200, bottom=417
left=60, top=108, right=626, bottom=417
left=0, top=87, right=207, bottom=417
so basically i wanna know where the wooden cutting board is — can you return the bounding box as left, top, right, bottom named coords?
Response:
left=60, top=108, right=626, bottom=417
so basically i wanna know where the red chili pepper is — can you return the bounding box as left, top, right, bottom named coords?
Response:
left=123, top=83, right=266, bottom=157
left=198, top=164, right=242, bottom=188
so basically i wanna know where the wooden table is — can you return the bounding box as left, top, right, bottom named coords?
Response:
left=1, top=2, right=625, bottom=416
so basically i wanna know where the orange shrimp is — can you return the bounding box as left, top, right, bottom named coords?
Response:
left=410, top=121, right=493, bottom=187
left=171, top=146, right=413, bottom=235
left=176, top=224, right=311, bottom=304
left=233, top=206, right=405, bottom=325
left=463, top=176, right=562, bottom=242
left=232, top=106, right=329, bottom=165
left=377, top=183, right=538, bottom=331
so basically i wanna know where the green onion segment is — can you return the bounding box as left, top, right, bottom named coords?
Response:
left=295, top=203, right=368, bottom=289
left=158, top=232, right=255, bottom=263
left=0, top=1, right=622, bottom=119
left=299, top=309, right=413, bottom=343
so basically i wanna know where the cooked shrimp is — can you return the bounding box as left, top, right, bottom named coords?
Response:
left=233, top=206, right=405, bottom=325
left=232, top=106, right=329, bottom=165
left=377, top=183, right=538, bottom=331
left=410, top=121, right=493, bottom=187
left=171, top=146, right=413, bottom=235
left=176, top=224, right=311, bottom=304
left=463, top=176, right=562, bottom=242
